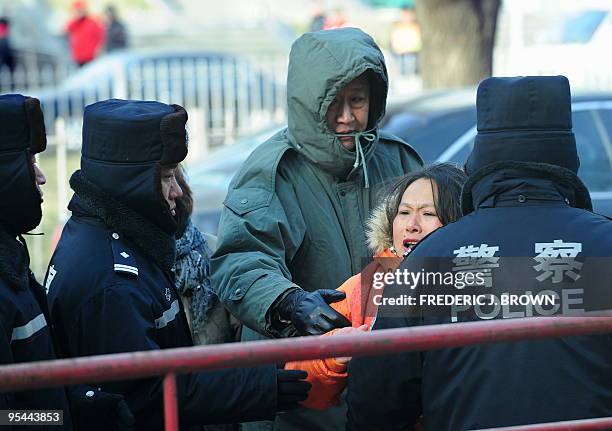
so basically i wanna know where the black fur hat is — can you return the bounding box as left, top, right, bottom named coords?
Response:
left=465, top=75, right=578, bottom=175
left=79, top=99, right=188, bottom=234
left=462, top=76, right=592, bottom=214
left=0, top=94, right=47, bottom=153
left=82, top=99, right=187, bottom=164
left=0, top=94, right=47, bottom=234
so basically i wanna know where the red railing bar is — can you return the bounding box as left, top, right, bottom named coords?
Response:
left=476, top=416, right=612, bottom=430
left=1, top=316, right=611, bottom=392
left=163, top=373, right=179, bottom=431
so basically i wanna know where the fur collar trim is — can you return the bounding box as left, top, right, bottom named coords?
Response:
left=70, top=170, right=176, bottom=272
left=0, top=227, right=29, bottom=290
left=366, top=204, right=393, bottom=254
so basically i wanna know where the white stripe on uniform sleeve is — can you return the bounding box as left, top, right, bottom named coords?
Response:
left=154, top=300, right=180, bottom=329
left=11, top=313, right=47, bottom=342
left=114, top=264, right=139, bottom=276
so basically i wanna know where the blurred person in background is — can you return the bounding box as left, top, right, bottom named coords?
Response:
left=0, top=17, right=15, bottom=72
left=211, top=27, right=423, bottom=430
left=390, top=5, right=421, bottom=75
left=308, top=0, right=326, bottom=32
left=347, top=76, right=612, bottom=430
left=46, top=99, right=311, bottom=430
left=104, top=5, right=127, bottom=52
left=285, top=163, right=467, bottom=411
left=0, top=94, right=72, bottom=423
left=323, top=8, right=354, bottom=30
left=65, top=0, right=105, bottom=66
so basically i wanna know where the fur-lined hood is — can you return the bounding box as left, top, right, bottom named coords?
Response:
left=366, top=204, right=393, bottom=255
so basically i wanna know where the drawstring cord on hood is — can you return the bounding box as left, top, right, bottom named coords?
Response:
left=17, top=234, right=32, bottom=267
left=335, top=130, right=376, bottom=188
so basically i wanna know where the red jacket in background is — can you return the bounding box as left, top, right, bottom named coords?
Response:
left=65, top=16, right=105, bottom=65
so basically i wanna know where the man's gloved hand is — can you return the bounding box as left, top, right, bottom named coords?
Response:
left=278, top=289, right=351, bottom=336
left=276, top=369, right=312, bottom=412
left=69, top=385, right=135, bottom=431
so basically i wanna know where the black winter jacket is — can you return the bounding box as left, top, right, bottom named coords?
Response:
left=347, top=169, right=612, bottom=430
left=0, top=228, right=72, bottom=430
left=47, top=194, right=277, bottom=430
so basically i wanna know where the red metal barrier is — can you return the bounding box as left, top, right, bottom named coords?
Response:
left=475, top=416, right=612, bottom=431
left=1, top=316, right=612, bottom=431
left=163, top=373, right=178, bottom=431
left=2, top=316, right=612, bottom=391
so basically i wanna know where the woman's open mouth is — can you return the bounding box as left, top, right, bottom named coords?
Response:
left=403, top=238, right=419, bottom=254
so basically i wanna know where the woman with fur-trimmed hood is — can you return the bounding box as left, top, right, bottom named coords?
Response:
left=285, top=163, right=467, bottom=410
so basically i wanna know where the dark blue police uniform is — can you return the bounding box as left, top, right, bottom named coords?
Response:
left=0, top=94, right=71, bottom=430
left=347, top=76, right=612, bottom=430
left=47, top=100, right=280, bottom=430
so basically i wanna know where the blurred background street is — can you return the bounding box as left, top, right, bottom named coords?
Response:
left=0, top=0, right=611, bottom=277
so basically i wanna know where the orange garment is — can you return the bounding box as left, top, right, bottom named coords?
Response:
left=285, top=248, right=401, bottom=410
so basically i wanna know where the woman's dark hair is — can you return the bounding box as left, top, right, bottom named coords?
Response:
left=174, top=164, right=193, bottom=237
left=383, top=163, right=467, bottom=227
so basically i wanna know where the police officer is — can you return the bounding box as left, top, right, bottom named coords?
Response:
left=46, top=99, right=310, bottom=430
left=0, top=94, right=71, bottom=428
left=346, top=76, right=612, bottom=430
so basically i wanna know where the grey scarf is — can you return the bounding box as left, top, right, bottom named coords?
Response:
left=174, top=220, right=217, bottom=329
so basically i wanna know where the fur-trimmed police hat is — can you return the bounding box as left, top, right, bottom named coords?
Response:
left=465, top=75, right=578, bottom=175
left=82, top=99, right=187, bottom=165
left=0, top=94, right=47, bottom=154
left=76, top=99, right=188, bottom=235
left=462, top=76, right=591, bottom=214
left=0, top=94, right=47, bottom=234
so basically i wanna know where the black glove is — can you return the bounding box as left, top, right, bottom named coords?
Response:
left=69, top=385, right=135, bottom=431
left=276, top=369, right=311, bottom=412
left=278, top=289, right=351, bottom=336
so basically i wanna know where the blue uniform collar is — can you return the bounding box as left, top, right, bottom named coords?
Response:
left=470, top=172, right=573, bottom=210
left=69, top=171, right=176, bottom=272
left=461, top=162, right=592, bottom=214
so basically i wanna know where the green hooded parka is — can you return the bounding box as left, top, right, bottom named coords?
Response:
left=211, top=28, right=422, bottom=340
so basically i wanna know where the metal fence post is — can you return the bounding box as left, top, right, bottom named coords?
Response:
left=55, top=118, right=68, bottom=224
left=112, top=61, right=128, bottom=100
left=163, top=373, right=179, bottom=431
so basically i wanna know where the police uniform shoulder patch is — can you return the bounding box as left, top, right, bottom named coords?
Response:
left=109, top=231, right=139, bottom=277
